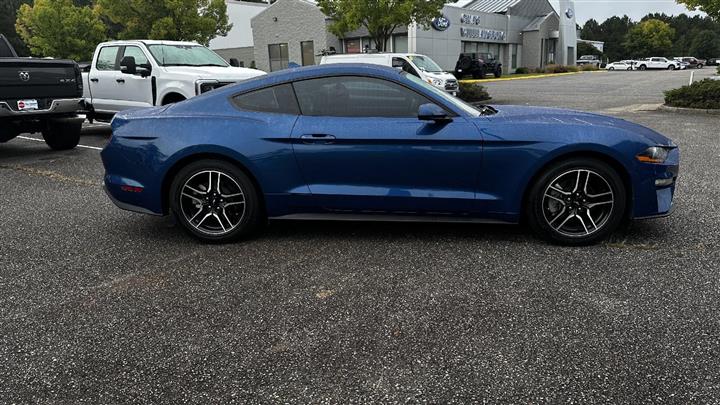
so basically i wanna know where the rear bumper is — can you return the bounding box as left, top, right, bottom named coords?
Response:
left=103, top=180, right=163, bottom=216
left=0, top=98, right=83, bottom=118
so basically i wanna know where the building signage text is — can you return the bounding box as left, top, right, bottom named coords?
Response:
left=460, top=27, right=506, bottom=41
left=460, top=14, right=506, bottom=41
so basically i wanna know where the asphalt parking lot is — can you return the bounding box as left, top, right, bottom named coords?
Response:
left=1, top=69, right=719, bottom=403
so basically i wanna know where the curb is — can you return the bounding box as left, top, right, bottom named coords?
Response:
left=459, top=71, right=603, bottom=85
left=659, top=104, right=720, bottom=115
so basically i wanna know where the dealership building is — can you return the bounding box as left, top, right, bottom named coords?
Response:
left=211, top=0, right=578, bottom=74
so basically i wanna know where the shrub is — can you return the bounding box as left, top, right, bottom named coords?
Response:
left=580, top=64, right=600, bottom=71
left=532, top=67, right=545, bottom=74
left=664, top=79, right=720, bottom=109
left=458, top=82, right=491, bottom=103
left=544, top=64, right=568, bottom=73
left=514, top=67, right=529, bottom=74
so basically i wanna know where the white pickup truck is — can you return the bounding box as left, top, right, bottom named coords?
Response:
left=635, top=57, right=682, bottom=71
left=82, top=40, right=265, bottom=121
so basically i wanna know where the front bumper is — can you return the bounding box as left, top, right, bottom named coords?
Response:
left=0, top=98, right=83, bottom=118
left=632, top=147, right=680, bottom=219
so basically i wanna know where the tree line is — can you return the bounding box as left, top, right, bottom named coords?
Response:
left=0, top=0, right=232, bottom=61
left=580, top=13, right=720, bottom=62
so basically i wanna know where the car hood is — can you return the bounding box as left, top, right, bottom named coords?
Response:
left=486, top=105, right=674, bottom=146
left=160, top=65, right=266, bottom=80
left=424, top=71, right=457, bottom=81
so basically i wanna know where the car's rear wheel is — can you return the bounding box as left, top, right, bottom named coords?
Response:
left=639, top=65, right=647, bottom=71
left=42, top=120, right=81, bottom=150
left=526, top=158, right=626, bottom=246
left=668, top=65, right=675, bottom=71
left=170, top=159, right=264, bottom=243
left=609, top=66, right=615, bottom=71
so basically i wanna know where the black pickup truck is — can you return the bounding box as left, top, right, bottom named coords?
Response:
left=454, top=53, right=503, bottom=79
left=0, top=34, right=84, bottom=150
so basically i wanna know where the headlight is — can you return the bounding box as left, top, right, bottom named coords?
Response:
left=636, top=146, right=671, bottom=163
left=427, top=78, right=444, bottom=87
left=195, top=79, right=219, bottom=95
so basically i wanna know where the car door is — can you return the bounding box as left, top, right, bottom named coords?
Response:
left=115, top=45, right=154, bottom=109
left=290, top=75, right=483, bottom=215
left=88, top=45, right=124, bottom=113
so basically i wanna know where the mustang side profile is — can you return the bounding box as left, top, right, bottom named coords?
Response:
left=101, top=64, right=679, bottom=245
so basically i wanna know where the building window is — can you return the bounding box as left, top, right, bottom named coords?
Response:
left=345, top=38, right=361, bottom=54
left=511, top=44, right=518, bottom=69
left=393, top=35, right=408, bottom=53
left=301, top=41, right=315, bottom=66
left=268, top=43, right=288, bottom=72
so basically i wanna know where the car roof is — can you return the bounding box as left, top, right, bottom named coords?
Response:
left=96, top=40, right=201, bottom=47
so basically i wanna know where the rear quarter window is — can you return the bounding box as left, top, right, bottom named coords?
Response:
left=231, top=83, right=300, bottom=115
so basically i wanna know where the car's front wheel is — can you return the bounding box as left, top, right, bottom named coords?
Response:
left=526, top=158, right=626, bottom=246
left=170, top=159, right=264, bottom=243
left=668, top=65, right=676, bottom=71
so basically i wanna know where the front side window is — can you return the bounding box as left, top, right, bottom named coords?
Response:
left=232, top=83, right=299, bottom=115
left=122, top=46, right=149, bottom=66
left=268, top=43, right=289, bottom=72
left=96, top=46, right=120, bottom=71
left=292, top=76, right=433, bottom=118
left=147, top=44, right=227, bottom=67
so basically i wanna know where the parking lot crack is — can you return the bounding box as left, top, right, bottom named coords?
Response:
left=0, top=164, right=101, bottom=187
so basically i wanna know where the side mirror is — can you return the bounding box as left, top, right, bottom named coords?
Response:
left=229, top=58, right=240, bottom=67
left=418, top=103, right=451, bottom=123
left=120, top=56, right=136, bottom=75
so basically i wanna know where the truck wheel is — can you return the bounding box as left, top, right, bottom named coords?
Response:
left=638, top=65, right=647, bottom=71
left=0, top=124, right=18, bottom=143
left=494, top=69, right=502, bottom=78
left=667, top=65, right=675, bottom=71
left=42, top=120, right=81, bottom=150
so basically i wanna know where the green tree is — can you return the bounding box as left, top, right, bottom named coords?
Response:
left=577, top=41, right=602, bottom=57
left=0, top=0, right=31, bottom=56
left=676, top=0, right=720, bottom=20
left=316, top=0, right=446, bottom=51
left=623, top=19, right=675, bottom=58
left=15, top=0, right=107, bottom=61
left=690, top=29, right=720, bottom=58
left=95, top=0, right=232, bottom=45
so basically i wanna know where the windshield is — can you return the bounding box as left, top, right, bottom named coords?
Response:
left=407, top=55, right=444, bottom=73
left=404, top=73, right=483, bottom=117
left=147, top=44, right=228, bottom=67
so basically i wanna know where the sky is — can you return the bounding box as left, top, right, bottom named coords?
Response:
left=551, top=0, right=706, bottom=24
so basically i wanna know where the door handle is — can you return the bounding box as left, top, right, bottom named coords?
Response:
left=116, top=79, right=125, bottom=83
left=300, top=134, right=336, bottom=144
left=90, top=78, right=99, bottom=82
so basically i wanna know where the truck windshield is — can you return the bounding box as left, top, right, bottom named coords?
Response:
left=147, top=44, right=228, bottom=67
left=407, top=55, right=444, bottom=73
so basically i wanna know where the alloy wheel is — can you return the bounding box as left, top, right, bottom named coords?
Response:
left=179, top=170, right=246, bottom=235
left=541, top=169, right=615, bottom=238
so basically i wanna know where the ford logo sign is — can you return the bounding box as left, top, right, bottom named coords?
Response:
left=432, top=16, right=450, bottom=32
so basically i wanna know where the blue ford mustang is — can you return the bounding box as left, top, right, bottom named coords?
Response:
left=101, top=64, right=679, bottom=245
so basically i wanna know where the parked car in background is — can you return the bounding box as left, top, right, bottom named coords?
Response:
left=636, top=57, right=681, bottom=71
left=707, top=58, right=719, bottom=66
left=576, top=55, right=602, bottom=68
left=102, top=64, right=679, bottom=246
left=0, top=34, right=84, bottom=150
left=453, top=53, right=502, bottom=80
left=673, top=57, right=705, bottom=69
left=82, top=40, right=265, bottom=122
left=606, top=60, right=637, bottom=71
left=320, top=53, right=459, bottom=96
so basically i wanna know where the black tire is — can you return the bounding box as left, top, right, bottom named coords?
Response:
left=170, top=159, right=264, bottom=243
left=668, top=65, right=675, bottom=71
left=639, top=65, right=647, bottom=71
left=494, top=68, right=502, bottom=78
left=458, top=56, right=473, bottom=71
left=0, top=122, right=19, bottom=143
left=525, top=158, right=626, bottom=246
left=41, top=120, right=81, bottom=150
left=609, top=67, right=615, bottom=71
left=697, top=64, right=703, bottom=69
